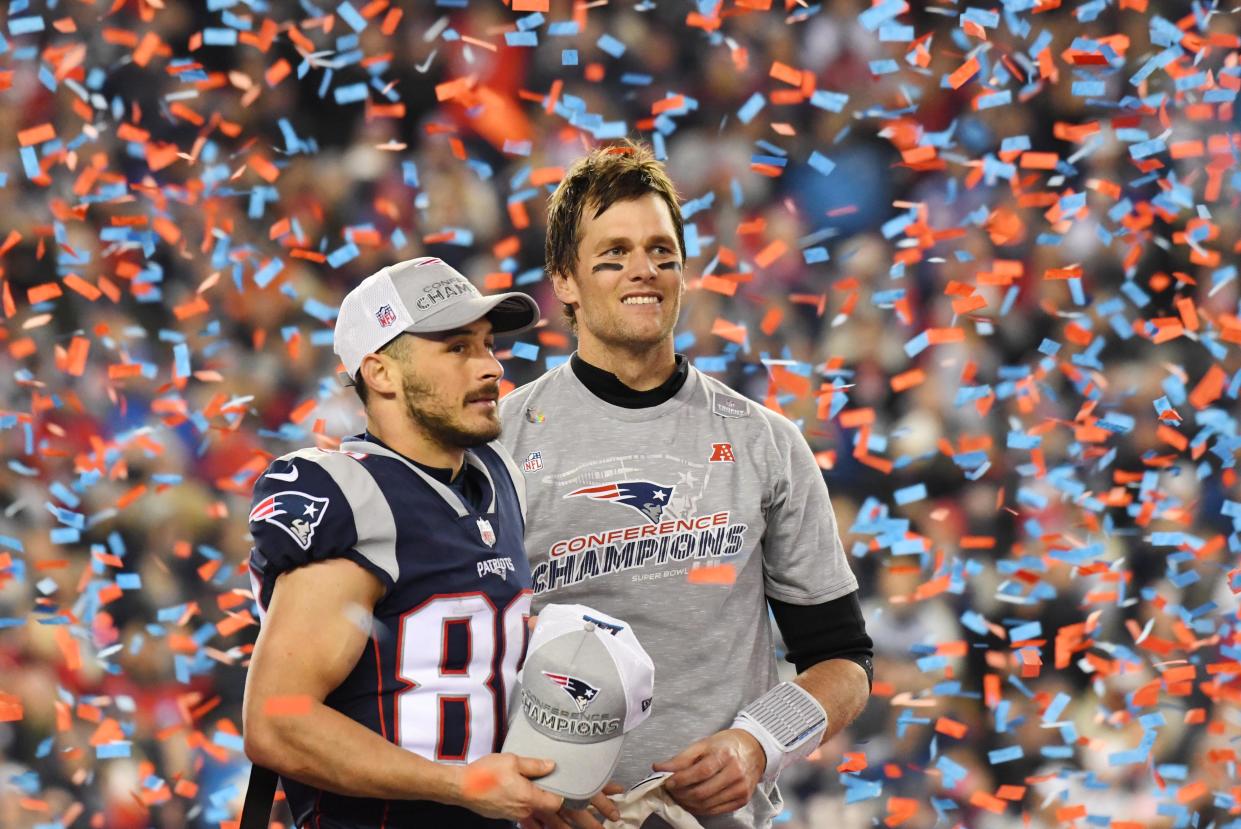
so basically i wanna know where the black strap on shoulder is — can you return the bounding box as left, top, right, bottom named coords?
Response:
left=240, top=764, right=279, bottom=829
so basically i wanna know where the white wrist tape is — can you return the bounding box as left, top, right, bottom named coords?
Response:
left=730, top=681, right=827, bottom=788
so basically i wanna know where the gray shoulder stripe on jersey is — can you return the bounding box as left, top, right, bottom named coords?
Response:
left=339, top=439, right=471, bottom=518
left=488, top=440, right=526, bottom=519
left=283, top=447, right=399, bottom=582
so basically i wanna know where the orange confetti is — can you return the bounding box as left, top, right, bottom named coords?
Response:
left=754, top=240, right=787, bottom=268
left=146, top=142, right=180, bottom=172
left=759, top=307, right=782, bottom=336
left=700, top=274, right=738, bottom=296
left=948, top=57, right=980, bottom=89
left=263, top=695, right=314, bottom=717
left=710, top=318, right=747, bottom=345
left=116, top=484, right=148, bottom=510
left=686, top=563, right=737, bottom=585
left=0, top=693, right=23, bottom=722
left=435, top=76, right=473, bottom=102
left=1189, top=365, right=1226, bottom=409
left=249, top=154, right=280, bottom=183
left=530, top=167, right=564, bottom=187
left=173, top=294, right=210, bottom=321
left=18, top=123, right=56, bottom=147
left=27, top=283, right=63, bottom=304
left=65, top=336, right=90, bottom=377
left=462, top=765, right=499, bottom=797
left=934, top=717, right=968, bottom=739
left=289, top=398, right=318, bottom=424
left=836, top=752, right=867, bottom=773
left=769, top=61, right=803, bottom=86
left=217, top=610, right=257, bottom=637
left=55, top=627, right=81, bottom=672
left=89, top=718, right=125, bottom=746
left=884, top=798, right=919, bottom=827
left=1019, top=151, right=1059, bottom=169
left=970, top=791, right=1008, bottom=815
left=265, top=58, right=292, bottom=87
left=890, top=368, right=925, bottom=392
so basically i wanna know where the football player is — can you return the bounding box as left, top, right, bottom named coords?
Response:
left=243, top=258, right=571, bottom=828
left=500, top=143, right=875, bottom=828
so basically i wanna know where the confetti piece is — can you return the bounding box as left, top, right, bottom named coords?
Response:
left=0, top=693, right=23, bottom=722
left=462, top=765, right=499, bottom=797
left=686, top=563, right=737, bottom=585
left=262, top=695, right=313, bottom=717
left=17, top=123, right=55, bottom=147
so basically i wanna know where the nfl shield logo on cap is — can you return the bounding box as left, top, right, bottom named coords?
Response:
left=375, top=304, right=397, bottom=328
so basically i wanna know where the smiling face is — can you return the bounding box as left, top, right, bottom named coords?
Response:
left=552, top=193, right=685, bottom=354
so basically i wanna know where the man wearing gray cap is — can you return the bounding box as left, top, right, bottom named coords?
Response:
left=243, top=257, right=569, bottom=828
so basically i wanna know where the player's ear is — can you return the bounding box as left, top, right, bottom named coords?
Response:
left=550, top=267, right=580, bottom=308
left=358, top=351, right=400, bottom=398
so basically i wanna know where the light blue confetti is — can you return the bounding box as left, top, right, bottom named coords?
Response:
left=596, top=33, right=626, bottom=58
left=737, top=92, right=765, bottom=124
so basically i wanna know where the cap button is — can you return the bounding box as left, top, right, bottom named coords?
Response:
left=583, top=621, right=596, bottom=632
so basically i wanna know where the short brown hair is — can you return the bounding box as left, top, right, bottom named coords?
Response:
left=352, top=334, right=412, bottom=407
left=545, top=139, right=685, bottom=325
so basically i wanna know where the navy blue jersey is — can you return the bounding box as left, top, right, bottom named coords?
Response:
left=248, top=435, right=533, bottom=829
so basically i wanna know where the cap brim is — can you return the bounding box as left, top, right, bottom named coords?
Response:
left=407, top=292, right=540, bottom=337
left=501, top=710, right=625, bottom=803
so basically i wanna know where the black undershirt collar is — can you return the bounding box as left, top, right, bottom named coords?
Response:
left=361, top=431, right=456, bottom=483
left=570, top=352, right=688, bottom=409
left=358, top=431, right=487, bottom=511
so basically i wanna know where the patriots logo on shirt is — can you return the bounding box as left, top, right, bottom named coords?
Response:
left=249, top=491, right=330, bottom=551
left=566, top=481, right=675, bottom=524
left=543, top=672, right=600, bottom=712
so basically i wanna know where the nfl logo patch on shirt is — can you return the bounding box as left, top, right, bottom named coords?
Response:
left=712, top=393, right=749, bottom=418
left=523, top=451, right=544, bottom=473
left=476, top=518, right=496, bottom=547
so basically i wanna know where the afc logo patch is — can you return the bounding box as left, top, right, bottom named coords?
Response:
left=375, top=304, right=397, bottom=327
left=523, top=450, right=544, bottom=473
left=709, top=443, right=735, bottom=463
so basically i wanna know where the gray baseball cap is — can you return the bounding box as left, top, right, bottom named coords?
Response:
left=333, top=256, right=540, bottom=380
left=502, top=604, right=655, bottom=805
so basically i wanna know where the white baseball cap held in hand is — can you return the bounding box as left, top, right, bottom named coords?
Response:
left=502, top=604, right=655, bottom=808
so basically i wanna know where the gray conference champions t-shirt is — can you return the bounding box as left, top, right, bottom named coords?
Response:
left=499, top=361, right=859, bottom=829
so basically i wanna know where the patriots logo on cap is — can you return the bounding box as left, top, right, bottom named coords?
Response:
left=543, top=672, right=600, bottom=712
left=566, top=481, right=675, bottom=524
left=375, top=304, right=397, bottom=328
left=249, top=491, right=329, bottom=550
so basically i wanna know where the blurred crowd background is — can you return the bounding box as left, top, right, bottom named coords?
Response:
left=1, top=0, right=1240, bottom=827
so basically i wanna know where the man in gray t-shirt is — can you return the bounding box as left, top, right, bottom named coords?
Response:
left=500, top=141, right=873, bottom=829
